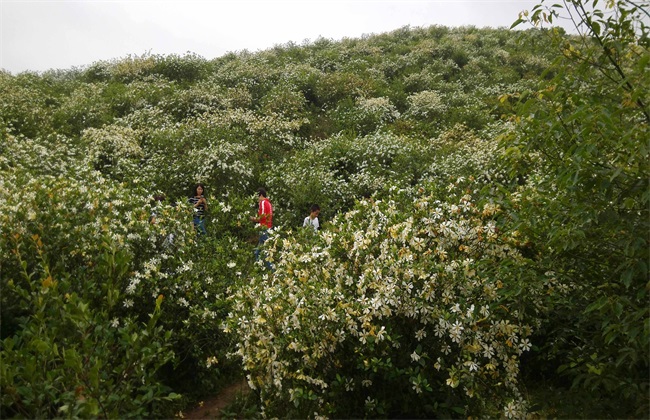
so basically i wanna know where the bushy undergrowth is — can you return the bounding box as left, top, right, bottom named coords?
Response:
left=1, top=3, right=648, bottom=417
left=0, top=131, right=256, bottom=417
left=225, top=180, right=554, bottom=418
left=265, top=131, right=433, bottom=227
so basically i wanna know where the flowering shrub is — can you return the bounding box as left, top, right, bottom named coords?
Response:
left=406, top=90, right=447, bottom=119
left=0, top=165, right=187, bottom=417
left=52, top=82, right=113, bottom=135
left=118, top=75, right=178, bottom=115
left=1, top=238, right=177, bottom=418
left=259, top=84, right=308, bottom=120
left=423, top=123, right=508, bottom=186
left=0, top=72, right=53, bottom=138
left=109, top=54, right=158, bottom=82
left=82, top=125, right=144, bottom=181
left=121, top=210, right=256, bottom=398
left=1, top=130, right=81, bottom=176
left=0, top=133, right=253, bottom=416
left=506, top=2, right=650, bottom=415
left=314, top=71, right=377, bottom=107
left=159, top=79, right=254, bottom=121
left=224, top=179, right=556, bottom=418
left=328, top=96, right=400, bottom=134
left=265, top=131, right=432, bottom=227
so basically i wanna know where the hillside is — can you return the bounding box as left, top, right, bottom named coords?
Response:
left=1, top=1, right=648, bottom=418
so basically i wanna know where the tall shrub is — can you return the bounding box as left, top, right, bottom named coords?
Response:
left=507, top=0, right=649, bottom=415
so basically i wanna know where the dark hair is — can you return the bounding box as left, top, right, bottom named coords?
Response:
left=194, top=183, right=206, bottom=196
left=310, top=204, right=320, bottom=212
left=257, top=188, right=267, bottom=198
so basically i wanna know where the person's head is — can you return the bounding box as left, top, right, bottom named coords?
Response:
left=194, top=183, right=205, bottom=197
left=310, top=204, right=320, bottom=217
left=257, top=188, right=267, bottom=200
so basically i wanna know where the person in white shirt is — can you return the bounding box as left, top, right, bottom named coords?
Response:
left=303, top=204, right=320, bottom=231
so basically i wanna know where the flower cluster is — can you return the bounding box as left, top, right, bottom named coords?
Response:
left=406, top=90, right=447, bottom=119
left=423, top=123, right=507, bottom=186
left=82, top=125, right=144, bottom=179
left=225, top=179, right=545, bottom=418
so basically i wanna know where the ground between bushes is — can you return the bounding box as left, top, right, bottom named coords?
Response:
left=183, top=379, right=251, bottom=419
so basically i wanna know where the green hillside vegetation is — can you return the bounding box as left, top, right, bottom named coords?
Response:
left=1, top=0, right=648, bottom=418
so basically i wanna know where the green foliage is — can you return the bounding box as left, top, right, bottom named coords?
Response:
left=0, top=72, right=55, bottom=138
left=508, top=0, right=649, bottom=415
left=225, top=180, right=543, bottom=418
left=1, top=235, right=177, bottom=418
left=52, top=82, right=114, bottom=136
left=2, top=11, right=647, bottom=418
left=327, top=96, right=400, bottom=135
left=265, top=131, right=432, bottom=228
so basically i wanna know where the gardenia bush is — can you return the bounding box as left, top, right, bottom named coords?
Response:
left=265, top=131, right=432, bottom=227
left=0, top=166, right=182, bottom=417
left=0, top=127, right=255, bottom=416
left=2, top=6, right=646, bottom=417
left=224, top=179, right=560, bottom=418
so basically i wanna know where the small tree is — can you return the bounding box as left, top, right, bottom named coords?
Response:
left=508, top=0, right=649, bottom=415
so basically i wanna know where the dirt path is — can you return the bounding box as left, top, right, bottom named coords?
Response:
left=183, top=378, right=251, bottom=419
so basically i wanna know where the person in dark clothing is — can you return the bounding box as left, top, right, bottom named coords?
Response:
left=189, top=184, right=208, bottom=235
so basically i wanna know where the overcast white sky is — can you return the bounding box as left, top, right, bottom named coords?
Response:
left=2, top=0, right=547, bottom=74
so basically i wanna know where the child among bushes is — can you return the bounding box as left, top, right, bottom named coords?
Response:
left=303, top=204, right=320, bottom=231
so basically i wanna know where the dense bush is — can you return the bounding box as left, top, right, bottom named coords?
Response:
left=1, top=4, right=647, bottom=417
left=505, top=1, right=649, bottom=415
left=265, top=131, right=432, bottom=228
left=225, top=179, right=551, bottom=418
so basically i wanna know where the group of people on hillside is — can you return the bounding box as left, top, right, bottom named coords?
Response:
left=186, top=184, right=320, bottom=267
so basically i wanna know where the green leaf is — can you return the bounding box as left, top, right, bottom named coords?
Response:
left=510, top=18, right=525, bottom=29
left=164, top=392, right=181, bottom=401
left=591, top=21, right=601, bottom=35
left=64, top=348, right=81, bottom=371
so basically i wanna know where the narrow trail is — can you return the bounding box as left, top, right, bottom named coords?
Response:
left=183, top=379, right=251, bottom=419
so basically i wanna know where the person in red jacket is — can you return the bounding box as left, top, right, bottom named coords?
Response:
left=250, top=188, right=273, bottom=269
left=251, top=188, right=273, bottom=228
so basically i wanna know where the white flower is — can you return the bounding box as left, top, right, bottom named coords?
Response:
left=410, top=351, right=421, bottom=362
left=446, top=376, right=459, bottom=388
left=504, top=401, right=518, bottom=418
left=415, top=329, right=427, bottom=341
left=227, top=261, right=236, bottom=268
left=483, top=344, right=495, bottom=358
left=449, top=321, right=464, bottom=343
left=464, top=360, right=479, bottom=372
